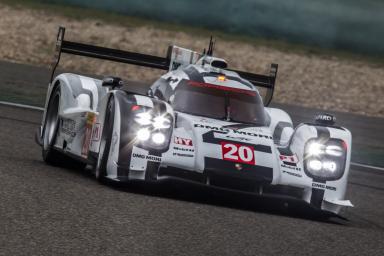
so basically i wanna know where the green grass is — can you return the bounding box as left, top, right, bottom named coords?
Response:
left=2, top=0, right=384, bottom=66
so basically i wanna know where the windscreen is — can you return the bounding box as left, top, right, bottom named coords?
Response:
left=171, top=80, right=266, bottom=125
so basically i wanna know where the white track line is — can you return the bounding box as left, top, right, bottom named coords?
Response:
left=0, top=101, right=44, bottom=111
left=0, top=100, right=383, bottom=172
left=350, top=162, right=384, bottom=172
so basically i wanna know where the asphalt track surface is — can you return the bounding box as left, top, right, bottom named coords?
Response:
left=0, top=61, right=384, bottom=255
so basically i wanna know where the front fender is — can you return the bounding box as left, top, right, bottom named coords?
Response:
left=92, top=90, right=174, bottom=180
left=279, top=123, right=352, bottom=213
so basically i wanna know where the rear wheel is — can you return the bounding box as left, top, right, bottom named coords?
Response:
left=95, top=97, right=115, bottom=182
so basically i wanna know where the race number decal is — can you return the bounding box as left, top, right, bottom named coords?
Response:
left=221, top=142, right=255, bottom=165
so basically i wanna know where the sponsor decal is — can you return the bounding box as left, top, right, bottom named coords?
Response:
left=173, top=146, right=194, bottom=152
left=194, top=124, right=272, bottom=139
left=280, top=164, right=301, bottom=171
left=91, top=123, right=101, bottom=141
left=81, top=112, right=96, bottom=157
left=312, top=182, right=337, bottom=191
left=221, top=142, right=255, bottom=165
left=283, top=170, right=302, bottom=178
left=61, top=118, right=76, bottom=137
left=280, top=154, right=299, bottom=167
left=174, top=136, right=193, bottom=146
left=195, top=124, right=229, bottom=132
left=173, top=152, right=194, bottom=158
left=280, top=154, right=298, bottom=163
left=225, top=135, right=251, bottom=142
left=315, top=113, right=336, bottom=125
left=132, top=153, right=162, bottom=163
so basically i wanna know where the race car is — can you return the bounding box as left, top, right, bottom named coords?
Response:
left=36, top=27, right=353, bottom=214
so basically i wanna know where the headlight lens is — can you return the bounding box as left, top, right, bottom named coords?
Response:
left=152, top=132, right=166, bottom=144
left=325, top=145, right=343, bottom=157
left=308, top=159, right=322, bottom=171
left=323, top=161, right=337, bottom=172
left=307, top=142, right=324, bottom=156
left=135, top=112, right=152, bottom=126
left=306, top=141, right=344, bottom=157
left=153, top=115, right=171, bottom=129
left=304, top=139, right=347, bottom=181
left=137, top=128, right=151, bottom=141
left=134, top=112, right=172, bottom=130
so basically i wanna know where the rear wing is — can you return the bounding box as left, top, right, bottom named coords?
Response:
left=50, top=26, right=170, bottom=82
left=50, top=26, right=278, bottom=105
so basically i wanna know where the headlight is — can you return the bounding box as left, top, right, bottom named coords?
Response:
left=304, top=139, right=347, bottom=181
left=132, top=108, right=173, bottom=151
left=325, top=145, right=343, bottom=157
left=135, top=112, right=152, bottom=126
left=308, top=159, right=322, bottom=171
left=153, top=115, right=171, bottom=129
left=306, top=141, right=344, bottom=157
left=152, top=132, right=166, bottom=144
left=134, top=112, right=172, bottom=130
left=137, top=128, right=151, bottom=141
left=307, top=142, right=324, bottom=156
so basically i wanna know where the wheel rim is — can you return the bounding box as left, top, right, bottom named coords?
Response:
left=44, top=94, right=60, bottom=150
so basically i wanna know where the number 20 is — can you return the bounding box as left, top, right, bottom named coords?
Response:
left=221, top=143, right=255, bottom=165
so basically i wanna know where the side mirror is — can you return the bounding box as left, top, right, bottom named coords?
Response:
left=147, top=88, right=154, bottom=98
left=102, top=76, right=124, bottom=89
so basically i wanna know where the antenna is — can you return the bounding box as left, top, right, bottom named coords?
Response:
left=207, top=36, right=215, bottom=56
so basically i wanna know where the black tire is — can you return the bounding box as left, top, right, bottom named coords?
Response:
left=42, top=86, right=86, bottom=170
left=42, top=87, right=65, bottom=165
left=95, top=97, right=115, bottom=182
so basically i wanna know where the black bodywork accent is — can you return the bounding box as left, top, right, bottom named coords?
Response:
left=115, top=91, right=137, bottom=178
left=277, top=146, right=294, bottom=156
left=311, top=179, right=326, bottom=208
left=273, top=121, right=293, bottom=144
left=183, top=66, right=205, bottom=83
left=205, top=157, right=273, bottom=184
left=152, top=78, right=174, bottom=101
left=308, top=126, right=328, bottom=208
left=202, top=130, right=272, bottom=153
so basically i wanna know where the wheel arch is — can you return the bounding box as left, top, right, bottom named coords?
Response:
left=265, top=107, right=294, bottom=145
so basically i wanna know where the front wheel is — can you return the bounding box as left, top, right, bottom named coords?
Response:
left=42, top=86, right=86, bottom=170
left=42, top=87, right=64, bottom=165
left=95, top=97, right=115, bottom=182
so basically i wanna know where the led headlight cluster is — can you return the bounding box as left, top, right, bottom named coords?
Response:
left=304, top=139, right=347, bottom=181
left=132, top=107, right=173, bottom=148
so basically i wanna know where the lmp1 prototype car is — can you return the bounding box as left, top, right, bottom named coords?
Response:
left=36, top=27, right=353, bottom=214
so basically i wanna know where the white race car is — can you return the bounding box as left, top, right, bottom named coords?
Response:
left=36, top=27, right=353, bottom=214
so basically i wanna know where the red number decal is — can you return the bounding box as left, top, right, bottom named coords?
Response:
left=221, top=142, right=255, bottom=165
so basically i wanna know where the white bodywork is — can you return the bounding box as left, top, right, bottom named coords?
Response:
left=40, top=46, right=353, bottom=214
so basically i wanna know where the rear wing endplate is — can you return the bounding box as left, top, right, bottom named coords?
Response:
left=50, top=26, right=278, bottom=106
